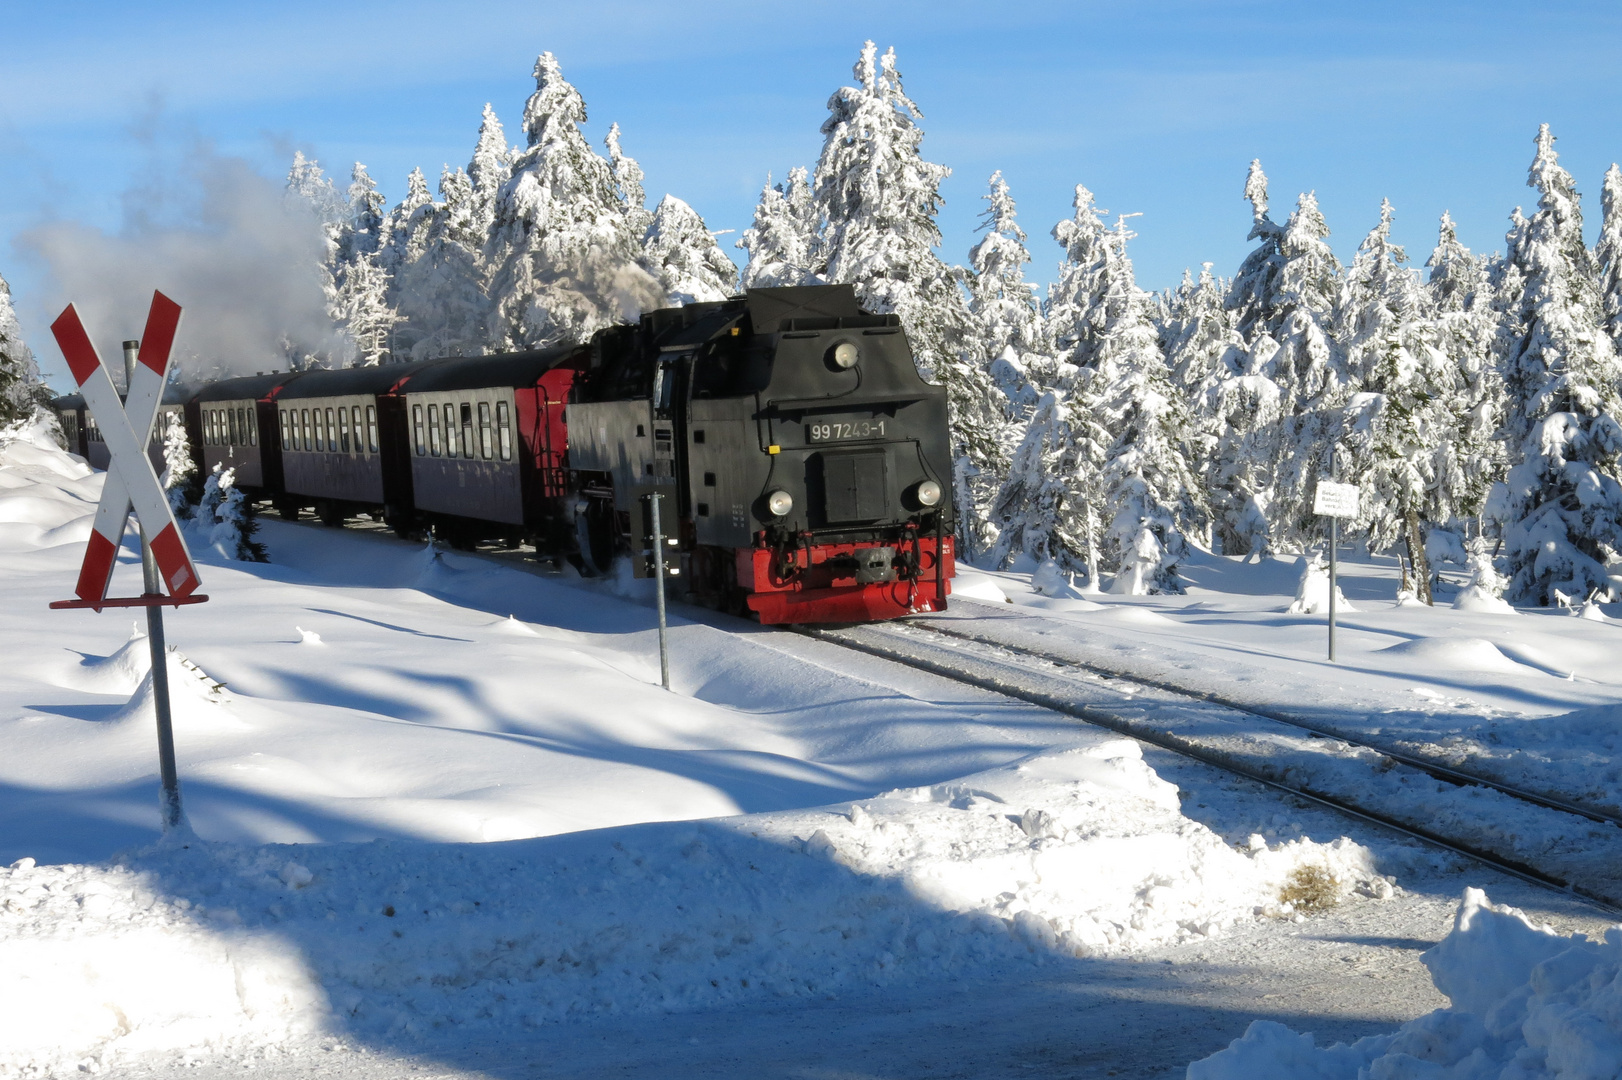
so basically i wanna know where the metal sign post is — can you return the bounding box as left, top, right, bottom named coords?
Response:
left=1312, top=453, right=1359, bottom=664
left=644, top=491, right=671, bottom=691
left=48, top=292, right=206, bottom=833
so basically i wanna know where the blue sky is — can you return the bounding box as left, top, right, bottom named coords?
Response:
left=5, top=1, right=1622, bottom=384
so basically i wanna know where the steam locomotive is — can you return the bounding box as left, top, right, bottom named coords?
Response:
left=53, top=285, right=956, bottom=624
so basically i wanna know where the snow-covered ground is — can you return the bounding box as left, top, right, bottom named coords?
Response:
left=2, top=418, right=1620, bottom=1078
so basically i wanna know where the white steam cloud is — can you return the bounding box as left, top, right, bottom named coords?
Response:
left=20, top=143, right=336, bottom=385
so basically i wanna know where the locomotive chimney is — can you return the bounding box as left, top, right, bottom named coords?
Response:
left=122, top=340, right=139, bottom=394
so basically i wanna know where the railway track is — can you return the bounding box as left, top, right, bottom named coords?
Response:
left=910, top=615, right=1622, bottom=828
left=800, top=619, right=1622, bottom=913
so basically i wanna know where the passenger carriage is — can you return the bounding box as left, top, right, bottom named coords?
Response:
left=188, top=372, right=304, bottom=494
left=271, top=365, right=436, bottom=526
left=393, top=348, right=586, bottom=547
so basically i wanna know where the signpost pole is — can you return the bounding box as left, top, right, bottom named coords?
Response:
left=1328, top=448, right=1338, bottom=663
left=139, top=524, right=184, bottom=828
left=647, top=491, right=670, bottom=691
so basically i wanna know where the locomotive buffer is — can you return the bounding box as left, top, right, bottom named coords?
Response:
left=48, top=291, right=206, bottom=833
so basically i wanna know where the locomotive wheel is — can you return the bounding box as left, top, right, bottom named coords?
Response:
left=574, top=499, right=616, bottom=578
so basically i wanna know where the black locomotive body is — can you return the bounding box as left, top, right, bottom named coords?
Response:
left=49, top=285, right=956, bottom=624
left=567, top=285, right=955, bottom=622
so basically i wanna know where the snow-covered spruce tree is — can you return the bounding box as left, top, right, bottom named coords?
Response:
left=810, top=41, right=1003, bottom=554
left=990, top=390, right=1108, bottom=583
left=392, top=166, right=490, bottom=359
left=0, top=269, right=46, bottom=425
left=1218, top=162, right=1346, bottom=553
left=1493, top=125, right=1622, bottom=605
left=1425, top=212, right=1505, bottom=545
left=468, top=104, right=514, bottom=242
left=193, top=465, right=267, bottom=562
left=1044, top=184, right=1113, bottom=380
left=485, top=53, right=660, bottom=350
left=159, top=412, right=198, bottom=516
left=641, top=195, right=738, bottom=305
left=738, top=168, right=820, bottom=289
left=1333, top=200, right=1451, bottom=600
left=379, top=167, right=434, bottom=278
left=333, top=250, right=402, bottom=366
left=1080, top=217, right=1208, bottom=592
left=968, top=171, right=1049, bottom=422
left=1161, top=263, right=1243, bottom=401
left=1596, top=163, right=1622, bottom=344
left=605, top=123, right=654, bottom=241
left=341, top=163, right=387, bottom=268
left=1159, top=263, right=1245, bottom=533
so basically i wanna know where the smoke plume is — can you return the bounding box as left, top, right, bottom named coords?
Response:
left=19, top=141, right=337, bottom=386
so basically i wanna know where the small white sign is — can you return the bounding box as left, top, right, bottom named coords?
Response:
left=1313, top=481, right=1360, bottom=519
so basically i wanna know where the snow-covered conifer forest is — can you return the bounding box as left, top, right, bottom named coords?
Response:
left=10, top=41, right=1622, bottom=609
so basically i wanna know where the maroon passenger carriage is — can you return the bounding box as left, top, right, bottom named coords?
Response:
left=392, top=349, right=584, bottom=546
left=188, top=372, right=306, bottom=496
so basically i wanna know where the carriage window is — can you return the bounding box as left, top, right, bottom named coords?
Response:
left=227, top=409, right=238, bottom=446
left=203, top=411, right=212, bottom=445
left=460, top=403, right=474, bottom=458
left=247, top=409, right=256, bottom=446
left=496, top=400, right=511, bottom=461
left=478, top=402, right=492, bottom=459
left=444, top=403, right=458, bottom=458
left=340, top=408, right=351, bottom=453
left=352, top=407, right=363, bottom=454
left=300, top=409, right=311, bottom=451
left=281, top=410, right=292, bottom=448
left=325, top=408, right=336, bottom=451
left=412, top=405, right=425, bottom=456
left=366, top=406, right=378, bottom=453
left=314, top=408, right=323, bottom=451
left=428, top=404, right=441, bottom=456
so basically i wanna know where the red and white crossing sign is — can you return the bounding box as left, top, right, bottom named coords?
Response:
left=49, top=292, right=205, bottom=610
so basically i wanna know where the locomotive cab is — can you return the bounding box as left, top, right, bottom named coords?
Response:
left=568, top=284, right=955, bottom=624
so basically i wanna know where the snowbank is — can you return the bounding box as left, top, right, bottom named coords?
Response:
left=1186, top=888, right=1622, bottom=1080
left=0, top=742, right=1391, bottom=1075
left=1287, top=554, right=1354, bottom=615
left=0, top=413, right=95, bottom=552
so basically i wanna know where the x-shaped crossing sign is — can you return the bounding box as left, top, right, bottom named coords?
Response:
left=52, top=292, right=201, bottom=607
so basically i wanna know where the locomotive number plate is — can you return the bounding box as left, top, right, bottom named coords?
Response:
left=807, top=417, right=887, bottom=443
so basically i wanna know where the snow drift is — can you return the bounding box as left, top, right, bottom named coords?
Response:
left=1186, top=888, right=1622, bottom=1080
left=0, top=742, right=1390, bottom=1075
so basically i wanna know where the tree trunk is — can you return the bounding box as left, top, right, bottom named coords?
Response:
left=1405, top=508, right=1432, bottom=605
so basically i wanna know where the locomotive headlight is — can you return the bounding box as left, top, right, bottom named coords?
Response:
left=766, top=489, right=794, bottom=517
left=831, top=342, right=860, bottom=369
left=915, top=480, right=943, bottom=507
